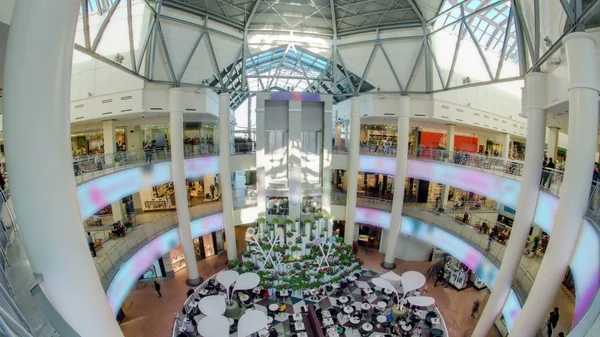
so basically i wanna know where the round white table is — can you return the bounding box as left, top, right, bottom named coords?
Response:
left=361, top=303, right=371, bottom=311
left=384, top=288, right=394, bottom=295
left=348, top=276, right=357, bottom=282
left=268, top=304, right=279, bottom=312
left=349, top=317, right=360, bottom=325
left=343, top=306, right=354, bottom=314
left=338, top=296, right=349, bottom=304
left=362, top=323, right=373, bottom=332
left=376, top=315, right=387, bottom=323
left=267, top=316, right=274, bottom=324
left=377, top=301, right=387, bottom=309
left=228, top=318, right=235, bottom=326
left=239, top=293, right=249, bottom=302
left=401, top=323, right=413, bottom=332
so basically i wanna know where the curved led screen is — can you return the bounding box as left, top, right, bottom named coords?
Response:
left=105, top=213, right=224, bottom=314
left=77, top=157, right=219, bottom=219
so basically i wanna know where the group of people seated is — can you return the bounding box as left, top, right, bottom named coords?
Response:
left=111, top=221, right=125, bottom=237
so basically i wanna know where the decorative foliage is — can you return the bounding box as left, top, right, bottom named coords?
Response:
left=236, top=217, right=362, bottom=292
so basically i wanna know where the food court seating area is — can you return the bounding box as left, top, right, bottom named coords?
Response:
left=173, top=269, right=447, bottom=337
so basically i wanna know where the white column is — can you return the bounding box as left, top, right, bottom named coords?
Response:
left=510, top=32, right=599, bottom=336
left=256, top=99, right=266, bottom=217
left=546, top=126, right=560, bottom=161
left=382, top=96, right=410, bottom=269
left=169, top=88, right=201, bottom=285
left=126, top=125, right=143, bottom=153
left=344, top=97, right=361, bottom=244
left=218, top=93, right=237, bottom=261
left=335, top=124, right=342, bottom=150
left=106, top=120, right=123, bottom=222
left=3, top=1, right=124, bottom=336
left=502, top=133, right=511, bottom=160
left=440, top=124, right=455, bottom=210
left=322, top=101, right=333, bottom=212
left=102, top=119, right=116, bottom=159
left=132, top=192, right=143, bottom=213
left=446, top=124, right=455, bottom=152
left=288, top=101, right=302, bottom=220
left=472, top=73, right=547, bottom=336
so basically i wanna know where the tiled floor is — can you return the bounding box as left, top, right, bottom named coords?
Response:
left=121, top=248, right=576, bottom=337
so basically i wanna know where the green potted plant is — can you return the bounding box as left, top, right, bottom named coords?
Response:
left=272, top=218, right=280, bottom=225
left=123, top=221, right=134, bottom=229
left=284, top=218, right=294, bottom=225
left=436, top=207, right=445, bottom=215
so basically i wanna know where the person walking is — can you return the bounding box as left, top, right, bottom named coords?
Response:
left=471, top=299, right=480, bottom=318
left=486, top=227, right=496, bottom=251
left=144, top=142, right=153, bottom=163
left=87, top=232, right=96, bottom=257
left=434, top=268, right=445, bottom=287
left=154, top=281, right=162, bottom=298
left=545, top=158, right=556, bottom=188
left=210, top=184, right=215, bottom=199
left=547, top=307, right=559, bottom=337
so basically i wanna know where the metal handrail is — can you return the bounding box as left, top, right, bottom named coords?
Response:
left=72, top=145, right=218, bottom=185
left=93, top=208, right=222, bottom=289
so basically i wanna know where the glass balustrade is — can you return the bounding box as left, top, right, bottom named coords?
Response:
left=72, top=144, right=218, bottom=184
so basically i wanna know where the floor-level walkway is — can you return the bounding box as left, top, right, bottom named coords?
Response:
left=121, top=250, right=562, bottom=337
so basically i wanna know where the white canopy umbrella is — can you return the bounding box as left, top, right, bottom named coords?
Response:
left=233, top=272, right=260, bottom=292
left=197, top=315, right=229, bottom=337
left=401, top=271, right=426, bottom=293
left=237, top=309, right=269, bottom=337
left=407, top=296, right=435, bottom=307
left=198, top=295, right=226, bottom=316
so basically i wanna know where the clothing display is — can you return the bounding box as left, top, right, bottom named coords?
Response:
left=444, top=258, right=472, bottom=290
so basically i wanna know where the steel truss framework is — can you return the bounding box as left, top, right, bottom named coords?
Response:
left=77, top=0, right=600, bottom=108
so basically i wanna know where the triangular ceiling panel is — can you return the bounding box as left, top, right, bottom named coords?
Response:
left=406, top=41, right=427, bottom=92
left=151, top=27, right=173, bottom=82
left=337, top=44, right=373, bottom=81
left=430, top=20, right=462, bottom=88
left=381, top=39, right=424, bottom=91
left=362, top=45, right=400, bottom=91
left=160, top=19, right=205, bottom=82
left=180, top=35, right=215, bottom=85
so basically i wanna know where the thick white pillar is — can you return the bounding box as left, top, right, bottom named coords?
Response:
left=126, top=125, right=143, bottom=153
left=288, top=101, right=302, bottom=220
left=446, top=124, right=455, bottom=152
left=344, top=98, right=361, bottom=244
left=510, top=32, right=599, bottom=336
left=440, top=124, right=455, bottom=209
left=169, top=88, right=201, bottom=285
left=335, top=124, right=342, bottom=150
left=382, top=97, right=410, bottom=269
left=218, top=93, right=237, bottom=261
left=132, top=192, right=143, bottom=213
left=102, top=119, right=116, bottom=158
left=322, top=101, right=333, bottom=212
left=2, top=1, right=124, bottom=336
left=547, top=126, right=560, bottom=161
left=502, top=133, right=511, bottom=160
left=256, top=99, right=266, bottom=217
left=472, top=73, right=547, bottom=336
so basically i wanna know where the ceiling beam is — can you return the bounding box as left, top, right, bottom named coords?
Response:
left=406, top=0, right=426, bottom=25
left=330, top=0, right=337, bottom=36
left=245, top=0, right=262, bottom=29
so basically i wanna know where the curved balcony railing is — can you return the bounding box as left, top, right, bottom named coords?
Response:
left=93, top=202, right=222, bottom=289
left=72, top=144, right=218, bottom=185
left=334, top=147, right=565, bottom=196
left=332, top=193, right=537, bottom=304
left=232, top=141, right=256, bottom=155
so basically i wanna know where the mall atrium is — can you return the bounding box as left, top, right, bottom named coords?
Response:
left=0, top=0, right=600, bottom=336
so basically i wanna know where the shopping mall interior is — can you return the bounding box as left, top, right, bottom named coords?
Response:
left=1, top=0, right=600, bottom=337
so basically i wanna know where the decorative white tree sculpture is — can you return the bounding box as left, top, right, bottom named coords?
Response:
left=235, top=215, right=362, bottom=292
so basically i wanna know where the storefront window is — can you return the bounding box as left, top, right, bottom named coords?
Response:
left=356, top=224, right=382, bottom=250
